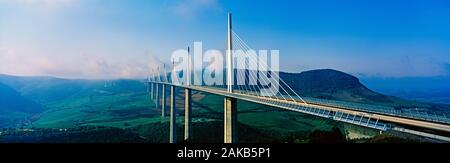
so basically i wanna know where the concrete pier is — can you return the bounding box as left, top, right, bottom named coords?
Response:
left=161, top=84, right=165, bottom=118
left=184, top=88, right=192, bottom=141
left=155, top=83, right=160, bottom=108
left=150, top=82, right=154, bottom=100
left=224, top=97, right=237, bottom=143
left=169, top=85, right=177, bottom=143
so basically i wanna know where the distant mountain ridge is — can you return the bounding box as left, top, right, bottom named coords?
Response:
left=0, top=74, right=144, bottom=105
left=281, top=69, right=391, bottom=103
left=0, top=74, right=146, bottom=127
left=0, top=70, right=430, bottom=107
left=280, top=69, right=432, bottom=108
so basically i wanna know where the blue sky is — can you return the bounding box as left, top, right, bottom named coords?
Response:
left=0, top=0, right=449, bottom=79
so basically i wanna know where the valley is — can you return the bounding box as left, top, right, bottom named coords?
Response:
left=0, top=70, right=442, bottom=143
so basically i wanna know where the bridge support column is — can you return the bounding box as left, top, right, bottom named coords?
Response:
left=155, top=83, right=160, bottom=108
left=224, top=97, right=237, bottom=143
left=161, top=84, right=165, bottom=118
left=169, top=85, right=177, bottom=143
left=150, top=82, right=154, bottom=100
left=184, top=88, right=192, bottom=141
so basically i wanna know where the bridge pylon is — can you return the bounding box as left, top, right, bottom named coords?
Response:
left=226, top=12, right=233, bottom=93
left=224, top=12, right=238, bottom=143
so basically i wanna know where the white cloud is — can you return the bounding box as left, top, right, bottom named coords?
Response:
left=0, top=46, right=162, bottom=79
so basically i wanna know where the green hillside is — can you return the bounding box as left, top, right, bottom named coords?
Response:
left=0, top=82, right=42, bottom=127
left=0, top=70, right=430, bottom=143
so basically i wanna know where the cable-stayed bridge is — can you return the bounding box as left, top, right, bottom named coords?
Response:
left=146, top=13, right=450, bottom=143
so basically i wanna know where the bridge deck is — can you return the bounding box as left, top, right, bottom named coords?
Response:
left=155, top=82, right=450, bottom=132
left=150, top=82, right=450, bottom=141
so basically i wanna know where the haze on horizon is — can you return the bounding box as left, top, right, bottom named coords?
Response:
left=0, top=0, right=450, bottom=79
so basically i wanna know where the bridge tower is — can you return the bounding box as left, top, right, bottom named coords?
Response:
left=224, top=12, right=238, bottom=143
left=226, top=13, right=233, bottom=93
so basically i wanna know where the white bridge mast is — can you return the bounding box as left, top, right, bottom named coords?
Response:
left=227, top=12, right=233, bottom=93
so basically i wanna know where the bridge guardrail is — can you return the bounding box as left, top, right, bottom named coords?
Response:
left=301, top=97, right=450, bottom=125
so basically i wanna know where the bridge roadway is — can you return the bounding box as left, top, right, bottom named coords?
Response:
left=152, top=81, right=450, bottom=142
